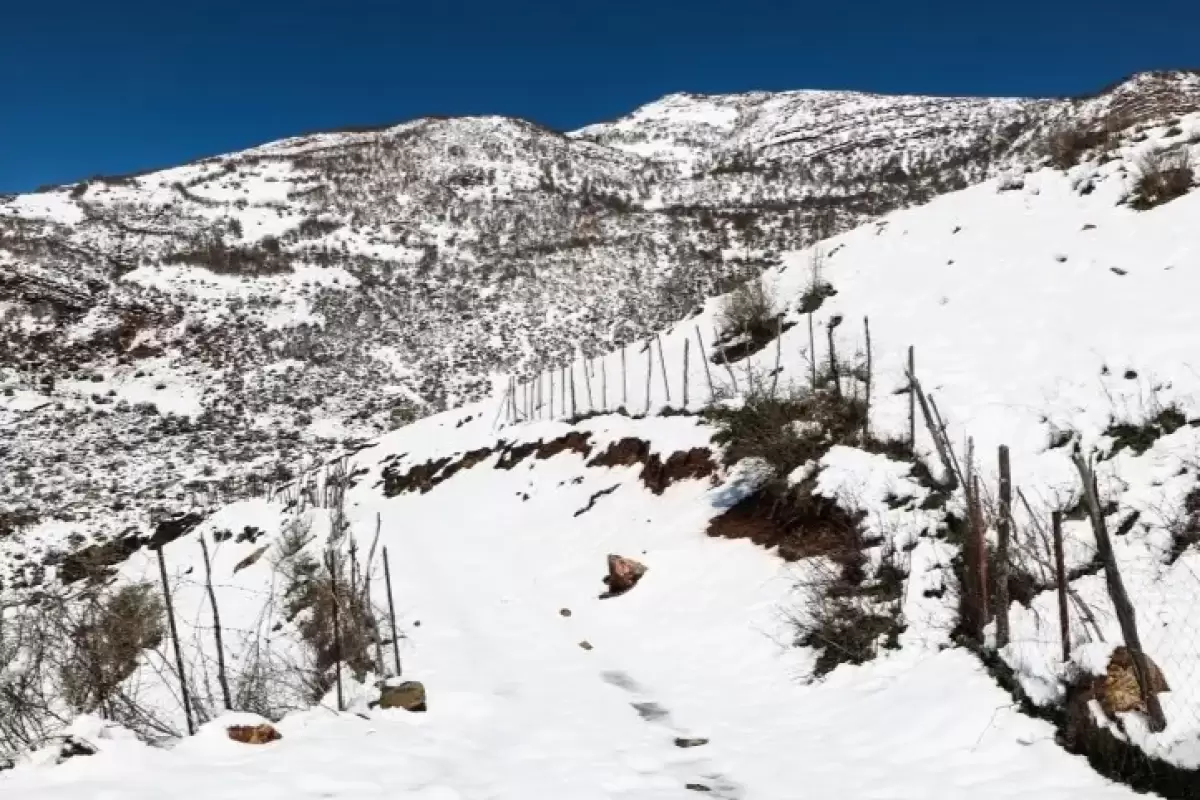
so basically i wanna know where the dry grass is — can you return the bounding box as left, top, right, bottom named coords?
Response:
left=1130, top=149, right=1194, bottom=210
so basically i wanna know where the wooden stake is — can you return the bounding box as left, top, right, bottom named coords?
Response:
left=601, top=358, right=607, bottom=412
left=1072, top=452, right=1166, bottom=731
left=383, top=546, right=402, bottom=677
left=656, top=334, right=671, bottom=404
left=199, top=535, right=232, bottom=711
left=693, top=326, right=714, bottom=400
left=621, top=344, right=628, bottom=408
left=682, top=337, right=690, bottom=408
left=908, top=346, right=916, bottom=450
left=862, top=317, right=872, bottom=441
left=808, top=312, right=817, bottom=390
left=569, top=364, right=578, bottom=418
left=995, top=445, right=1012, bottom=648
left=583, top=356, right=594, bottom=412
left=327, top=549, right=344, bottom=712
left=644, top=342, right=653, bottom=415
left=549, top=369, right=556, bottom=418
left=771, top=315, right=783, bottom=398
left=156, top=546, right=195, bottom=734
left=1052, top=510, right=1070, bottom=663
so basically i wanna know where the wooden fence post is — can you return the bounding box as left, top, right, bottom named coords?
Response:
left=656, top=334, right=671, bottom=405
left=908, top=346, right=916, bottom=450
left=644, top=342, right=653, bottom=415
left=771, top=316, right=783, bottom=398
left=693, top=326, right=714, bottom=401
left=808, top=312, right=817, bottom=390
left=1052, top=510, right=1071, bottom=663
left=199, top=535, right=233, bottom=710
left=327, top=550, right=345, bottom=712
left=156, top=546, right=195, bottom=734
left=549, top=369, right=556, bottom=418
left=601, top=358, right=607, bottom=413
left=682, top=338, right=690, bottom=408
left=621, top=344, right=628, bottom=409
left=583, top=356, right=595, bottom=413
left=1072, top=452, right=1166, bottom=731
left=383, top=546, right=402, bottom=677
left=995, top=445, right=1012, bottom=648
left=569, top=364, right=578, bottom=418
left=560, top=366, right=567, bottom=417
left=862, top=317, right=872, bottom=441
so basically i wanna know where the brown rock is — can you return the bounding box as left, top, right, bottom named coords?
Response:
left=1100, top=646, right=1169, bottom=716
left=600, top=554, right=648, bottom=599
left=559, top=608, right=572, bottom=617
left=227, top=723, right=282, bottom=744
left=379, top=680, right=427, bottom=713
left=578, top=640, right=593, bottom=650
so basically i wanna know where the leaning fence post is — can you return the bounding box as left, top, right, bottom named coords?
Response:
left=1052, top=510, right=1071, bottom=663
left=995, top=445, right=1012, bottom=649
left=771, top=316, right=783, bottom=398
left=1072, top=452, right=1166, bottom=731
left=383, top=546, right=402, bottom=677
left=199, top=535, right=233, bottom=711
left=656, top=334, right=671, bottom=405
left=693, top=326, right=715, bottom=400
left=156, top=545, right=195, bottom=734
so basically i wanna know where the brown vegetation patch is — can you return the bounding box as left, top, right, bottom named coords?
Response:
left=588, top=437, right=651, bottom=468
left=535, top=431, right=593, bottom=460
left=640, top=448, right=716, bottom=495
left=706, top=477, right=865, bottom=563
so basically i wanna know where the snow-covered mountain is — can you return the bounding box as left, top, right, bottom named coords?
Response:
left=5, top=71, right=1200, bottom=551
left=5, top=94, right=1200, bottom=796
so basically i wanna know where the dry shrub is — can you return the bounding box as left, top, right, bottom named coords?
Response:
left=717, top=277, right=777, bottom=340
left=706, top=383, right=867, bottom=478
left=1130, top=149, right=1194, bottom=210
left=59, top=583, right=164, bottom=716
left=274, top=516, right=381, bottom=703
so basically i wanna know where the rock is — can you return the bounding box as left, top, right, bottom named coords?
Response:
left=674, top=737, right=709, bottom=748
left=227, top=723, right=281, bottom=744
left=379, top=680, right=428, bottom=712
left=686, top=784, right=712, bottom=792
left=1100, top=646, right=1169, bottom=716
left=600, top=554, right=648, bottom=599
left=578, top=640, right=593, bottom=650
left=560, top=608, right=572, bottom=617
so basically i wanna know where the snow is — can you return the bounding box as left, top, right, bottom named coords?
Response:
left=3, top=410, right=1140, bottom=799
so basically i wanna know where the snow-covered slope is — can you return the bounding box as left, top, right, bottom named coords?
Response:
left=5, top=100, right=1200, bottom=797
left=4, top=72, right=1200, bottom=554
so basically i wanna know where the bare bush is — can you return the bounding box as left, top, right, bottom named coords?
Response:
left=59, top=583, right=165, bottom=716
left=717, top=277, right=777, bottom=340
left=1130, top=149, right=1194, bottom=210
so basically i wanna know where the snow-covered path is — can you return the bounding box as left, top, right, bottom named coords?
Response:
left=3, top=411, right=1152, bottom=798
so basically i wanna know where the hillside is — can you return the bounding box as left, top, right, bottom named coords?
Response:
left=4, top=98, right=1200, bottom=797
left=4, top=71, right=1200, bottom=551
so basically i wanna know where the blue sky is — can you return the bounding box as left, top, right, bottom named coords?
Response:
left=2, top=0, right=1197, bottom=193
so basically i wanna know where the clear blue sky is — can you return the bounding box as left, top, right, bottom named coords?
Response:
left=2, top=0, right=1197, bottom=193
